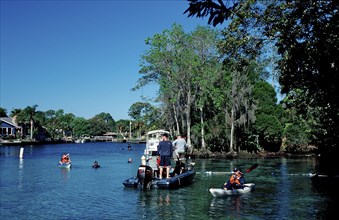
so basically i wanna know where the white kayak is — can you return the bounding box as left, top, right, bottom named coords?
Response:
left=209, top=183, right=255, bottom=197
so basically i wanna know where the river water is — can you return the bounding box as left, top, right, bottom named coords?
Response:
left=0, top=142, right=336, bottom=219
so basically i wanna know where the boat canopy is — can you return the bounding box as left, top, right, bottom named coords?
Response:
left=146, top=130, right=170, bottom=153
left=146, top=130, right=170, bottom=136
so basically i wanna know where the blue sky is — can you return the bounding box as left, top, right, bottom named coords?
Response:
left=0, top=0, right=210, bottom=120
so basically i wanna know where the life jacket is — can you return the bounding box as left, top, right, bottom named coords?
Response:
left=61, top=155, right=69, bottom=163
left=229, top=175, right=241, bottom=186
left=157, top=156, right=160, bottom=166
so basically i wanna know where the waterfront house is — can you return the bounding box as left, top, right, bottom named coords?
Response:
left=0, top=117, right=21, bottom=138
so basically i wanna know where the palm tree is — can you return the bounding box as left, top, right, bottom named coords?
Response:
left=16, top=105, right=39, bottom=140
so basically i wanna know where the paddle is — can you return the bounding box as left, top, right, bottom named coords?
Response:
left=246, top=163, right=258, bottom=173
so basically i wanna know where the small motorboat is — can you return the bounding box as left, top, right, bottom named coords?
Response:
left=123, top=164, right=196, bottom=189
left=123, top=129, right=196, bottom=190
left=209, top=183, right=255, bottom=197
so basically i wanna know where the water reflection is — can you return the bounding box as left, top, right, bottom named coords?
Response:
left=60, top=168, right=71, bottom=182
left=276, top=157, right=290, bottom=218
left=209, top=195, right=242, bottom=219
left=18, top=158, right=24, bottom=189
left=158, top=192, right=171, bottom=206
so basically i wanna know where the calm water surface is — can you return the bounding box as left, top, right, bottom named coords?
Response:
left=0, top=142, right=336, bottom=219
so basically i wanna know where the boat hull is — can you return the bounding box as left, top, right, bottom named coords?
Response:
left=156, top=170, right=196, bottom=189
left=123, top=169, right=196, bottom=189
left=123, top=177, right=140, bottom=188
left=209, top=183, right=255, bottom=197
left=58, top=163, right=71, bottom=169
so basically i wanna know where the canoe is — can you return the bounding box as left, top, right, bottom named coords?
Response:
left=58, top=162, right=71, bottom=169
left=209, top=183, right=255, bottom=197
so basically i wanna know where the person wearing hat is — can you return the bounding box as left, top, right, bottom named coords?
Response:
left=223, top=167, right=245, bottom=190
left=157, top=133, right=173, bottom=179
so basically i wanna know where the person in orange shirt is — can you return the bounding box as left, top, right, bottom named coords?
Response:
left=223, top=167, right=245, bottom=190
left=60, top=153, right=71, bottom=164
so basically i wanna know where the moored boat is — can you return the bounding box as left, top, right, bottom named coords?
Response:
left=209, top=183, right=255, bottom=197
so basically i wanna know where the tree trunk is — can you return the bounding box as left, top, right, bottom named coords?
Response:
left=172, top=103, right=180, bottom=135
left=30, top=119, right=34, bottom=140
left=200, top=107, right=206, bottom=150
left=186, top=88, right=192, bottom=151
left=229, top=108, right=234, bottom=153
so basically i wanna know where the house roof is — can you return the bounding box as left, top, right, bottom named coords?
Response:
left=0, top=117, right=21, bottom=128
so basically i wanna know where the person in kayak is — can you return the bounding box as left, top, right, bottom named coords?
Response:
left=92, top=160, right=100, bottom=168
left=223, top=167, right=245, bottom=190
left=60, top=153, right=71, bottom=164
left=157, top=133, right=173, bottom=179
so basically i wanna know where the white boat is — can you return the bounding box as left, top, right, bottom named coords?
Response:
left=209, top=183, right=255, bottom=197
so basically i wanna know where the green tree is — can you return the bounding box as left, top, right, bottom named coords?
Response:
left=136, top=24, right=221, bottom=149
left=72, top=117, right=90, bottom=138
left=86, top=113, right=115, bottom=136
left=185, top=0, right=339, bottom=155
left=116, top=119, right=130, bottom=138
left=16, top=105, right=39, bottom=140
left=0, top=107, right=7, bottom=117
left=252, top=81, right=283, bottom=152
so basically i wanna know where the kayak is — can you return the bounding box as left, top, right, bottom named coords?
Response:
left=58, top=162, right=71, bottom=169
left=209, top=183, right=255, bottom=197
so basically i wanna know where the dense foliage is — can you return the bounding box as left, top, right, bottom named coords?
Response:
left=183, top=0, right=338, bottom=155
left=134, top=24, right=284, bottom=154
left=0, top=106, right=127, bottom=141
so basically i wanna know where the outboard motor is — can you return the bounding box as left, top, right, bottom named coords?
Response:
left=137, top=165, right=153, bottom=189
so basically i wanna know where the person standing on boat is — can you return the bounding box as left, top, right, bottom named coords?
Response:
left=157, top=133, right=173, bottom=179
left=223, top=168, right=245, bottom=190
left=172, top=135, right=187, bottom=158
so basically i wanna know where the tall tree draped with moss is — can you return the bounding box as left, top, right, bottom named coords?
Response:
left=135, top=24, right=221, bottom=149
left=185, top=0, right=339, bottom=155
